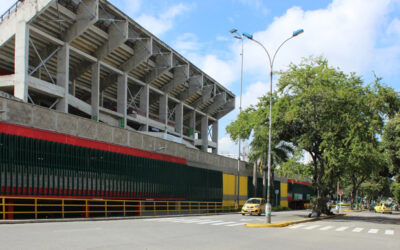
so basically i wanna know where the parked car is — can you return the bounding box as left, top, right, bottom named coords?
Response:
left=241, top=198, right=266, bottom=216
left=374, top=201, right=392, bottom=214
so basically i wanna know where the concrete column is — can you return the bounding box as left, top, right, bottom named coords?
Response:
left=175, top=102, right=183, bottom=137
left=71, top=80, right=76, bottom=96
left=117, top=73, right=127, bottom=128
left=14, top=21, right=29, bottom=102
left=91, top=62, right=100, bottom=120
left=140, top=84, right=149, bottom=131
left=212, top=120, right=218, bottom=154
left=56, top=44, right=70, bottom=113
left=201, top=115, right=208, bottom=152
left=159, top=94, right=168, bottom=129
left=189, top=110, right=195, bottom=138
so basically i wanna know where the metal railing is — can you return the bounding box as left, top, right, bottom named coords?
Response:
left=0, top=0, right=24, bottom=25
left=0, top=197, right=237, bottom=220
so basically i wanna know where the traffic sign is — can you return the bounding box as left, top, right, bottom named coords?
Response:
left=338, top=190, right=344, bottom=196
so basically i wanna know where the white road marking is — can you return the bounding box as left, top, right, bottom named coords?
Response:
left=303, top=225, right=320, bottom=230
left=54, top=227, right=102, bottom=233
left=319, top=226, right=333, bottom=231
left=225, top=223, right=246, bottom=227
left=289, top=224, right=306, bottom=229
left=385, top=230, right=394, bottom=235
left=211, top=221, right=236, bottom=226
left=352, top=228, right=364, bottom=233
left=335, top=226, right=349, bottom=232
left=368, top=229, right=379, bottom=234
left=197, top=220, right=223, bottom=225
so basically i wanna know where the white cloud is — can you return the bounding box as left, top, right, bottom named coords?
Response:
left=135, top=3, right=190, bottom=36
left=237, top=81, right=268, bottom=110
left=172, top=33, right=202, bottom=55
left=199, top=55, right=238, bottom=87
left=242, top=0, right=394, bottom=77
left=218, top=137, right=238, bottom=157
left=387, top=18, right=400, bottom=36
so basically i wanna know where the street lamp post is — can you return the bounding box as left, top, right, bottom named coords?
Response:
left=243, top=29, right=304, bottom=223
left=230, top=28, right=244, bottom=209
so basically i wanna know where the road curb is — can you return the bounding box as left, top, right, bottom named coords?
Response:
left=246, top=213, right=345, bottom=228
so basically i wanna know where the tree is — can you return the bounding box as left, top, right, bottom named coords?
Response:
left=272, top=57, right=397, bottom=213
left=382, top=113, right=400, bottom=181
left=227, top=56, right=399, bottom=215
left=391, top=182, right=400, bottom=203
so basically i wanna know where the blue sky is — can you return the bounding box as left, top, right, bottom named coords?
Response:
left=1, top=0, right=399, bottom=156
left=110, top=0, right=400, bottom=157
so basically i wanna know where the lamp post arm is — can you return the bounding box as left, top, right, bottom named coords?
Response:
left=271, top=36, right=295, bottom=70
left=251, top=38, right=272, bottom=71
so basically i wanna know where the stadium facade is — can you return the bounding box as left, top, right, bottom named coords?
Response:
left=0, top=0, right=312, bottom=219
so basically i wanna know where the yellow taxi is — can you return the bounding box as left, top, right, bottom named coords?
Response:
left=241, top=198, right=266, bottom=216
left=374, top=201, right=392, bottom=214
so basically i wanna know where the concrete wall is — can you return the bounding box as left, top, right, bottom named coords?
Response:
left=0, top=97, right=251, bottom=176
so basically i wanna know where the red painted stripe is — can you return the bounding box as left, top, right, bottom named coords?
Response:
left=0, top=122, right=186, bottom=164
left=288, top=179, right=312, bottom=187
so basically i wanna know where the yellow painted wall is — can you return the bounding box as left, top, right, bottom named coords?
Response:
left=222, top=174, right=248, bottom=207
left=280, top=182, right=288, bottom=207
left=223, top=174, right=235, bottom=195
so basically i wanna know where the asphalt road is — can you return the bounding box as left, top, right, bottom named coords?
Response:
left=0, top=210, right=399, bottom=250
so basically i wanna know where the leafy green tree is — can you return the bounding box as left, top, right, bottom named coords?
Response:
left=382, top=113, right=400, bottom=181
left=227, top=56, right=399, bottom=214
left=391, top=182, right=400, bottom=203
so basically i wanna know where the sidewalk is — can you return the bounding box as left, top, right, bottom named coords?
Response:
left=246, top=209, right=344, bottom=227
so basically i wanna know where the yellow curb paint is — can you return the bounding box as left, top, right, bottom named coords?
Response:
left=246, top=222, right=292, bottom=227
left=245, top=214, right=345, bottom=228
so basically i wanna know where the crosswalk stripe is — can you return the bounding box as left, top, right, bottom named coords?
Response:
left=352, top=228, right=364, bottom=232
left=319, top=226, right=333, bottom=231
left=289, top=224, right=306, bottom=229
left=385, top=230, right=394, bottom=235
left=336, top=226, right=348, bottom=232
left=197, top=220, right=223, bottom=225
left=368, top=229, right=379, bottom=234
left=212, top=221, right=236, bottom=226
left=304, top=225, right=320, bottom=230
left=225, top=223, right=246, bottom=227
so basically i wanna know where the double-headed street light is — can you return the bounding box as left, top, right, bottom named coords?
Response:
left=229, top=28, right=244, bottom=209
left=243, top=28, right=304, bottom=224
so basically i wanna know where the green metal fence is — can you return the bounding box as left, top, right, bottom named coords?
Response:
left=0, top=133, right=222, bottom=201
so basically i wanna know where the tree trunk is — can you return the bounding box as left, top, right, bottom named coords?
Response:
left=253, top=161, right=257, bottom=196
left=350, top=179, right=357, bottom=210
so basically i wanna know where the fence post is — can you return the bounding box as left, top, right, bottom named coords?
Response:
left=167, top=201, right=169, bottom=215
left=207, top=202, right=209, bottom=214
left=34, top=199, right=38, bottom=219
left=62, top=200, right=64, bottom=219
left=2, top=198, right=5, bottom=220
left=105, top=201, right=107, bottom=217
left=198, top=202, right=200, bottom=214
left=153, top=202, right=156, bottom=216
left=189, top=202, right=191, bottom=214
left=123, top=201, right=126, bottom=217
left=85, top=200, right=89, bottom=218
